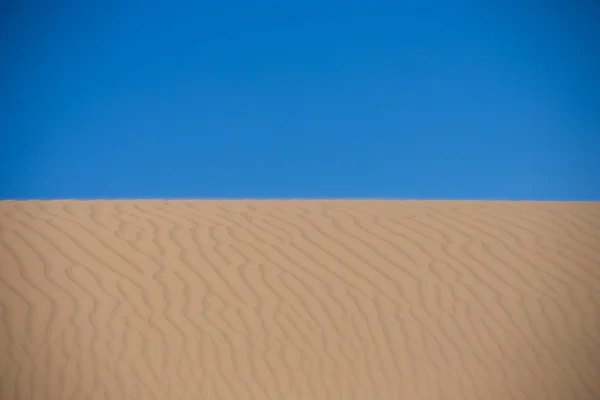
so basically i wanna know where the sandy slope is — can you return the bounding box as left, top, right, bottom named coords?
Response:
left=1, top=200, right=599, bottom=400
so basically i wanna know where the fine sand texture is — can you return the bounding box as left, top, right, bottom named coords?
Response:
left=1, top=200, right=600, bottom=400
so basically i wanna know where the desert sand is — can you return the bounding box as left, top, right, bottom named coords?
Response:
left=1, top=200, right=599, bottom=400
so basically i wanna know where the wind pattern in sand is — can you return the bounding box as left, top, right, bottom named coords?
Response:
left=1, top=200, right=600, bottom=399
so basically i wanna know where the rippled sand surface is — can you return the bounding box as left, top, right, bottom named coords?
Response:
left=1, top=200, right=599, bottom=399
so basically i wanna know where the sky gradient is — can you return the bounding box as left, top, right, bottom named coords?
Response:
left=2, top=1, right=599, bottom=200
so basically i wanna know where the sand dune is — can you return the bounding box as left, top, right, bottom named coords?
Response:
left=1, top=200, right=599, bottom=399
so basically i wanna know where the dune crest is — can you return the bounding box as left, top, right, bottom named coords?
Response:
left=1, top=200, right=599, bottom=399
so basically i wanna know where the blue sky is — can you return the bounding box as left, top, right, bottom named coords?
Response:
left=1, top=1, right=599, bottom=200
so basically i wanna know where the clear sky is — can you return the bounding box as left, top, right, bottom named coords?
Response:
left=2, top=1, right=599, bottom=200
